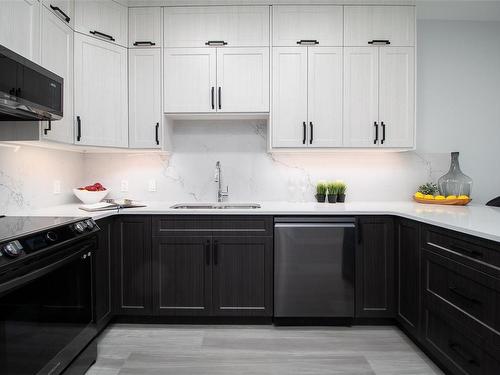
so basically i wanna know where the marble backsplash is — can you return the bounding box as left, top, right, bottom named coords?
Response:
left=83, top=121, right=449, bottom=204
left=0, top=143, right=85, bottom=214
left=1, top=121, right=450, bottom=214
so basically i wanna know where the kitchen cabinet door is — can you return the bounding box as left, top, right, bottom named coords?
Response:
left=379, top=47, right=415, bottom=148
left=42, top=0, right=74, bottom=29
left=164, top=6, right=269, bottom=48
left=307, top=47, right=343, bottom=147
left=0, top=0, right=40, bottom=63
left=75, top=0, right=128, bottom=47
left=356, top=216, right=395, bottom=318
left=271, top=47, right=308, bottom=148
left=129, top=7, right=161, bottom=48
left=216, top=47, right=269, bottom=113
left=343, top=47, right=379, bottom=148
left=40, top=6, right=74, bottom=144
left=212, top=236, right=273, bottom=316
left=129, top=48, right=162, bottom=148
left=344, top=6, right=415, bottom=47
left=397, top=219, right=421, bottom=339
left=113, top=216, right=152, bottom=315
left=272, top=5, right=343, bottom=47
left=94, top=217, right=113, bottom=328
left=164, top=48, right=216, bottom=113
left=74, top=33, right=128, bottom=147
left=152, top=237, right=212, bottom=316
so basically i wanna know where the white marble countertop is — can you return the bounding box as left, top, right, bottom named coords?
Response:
left=10, top=201, right=500, bottom=243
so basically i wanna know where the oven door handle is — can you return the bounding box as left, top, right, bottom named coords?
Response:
left=0, top=243, right=93, bottom=295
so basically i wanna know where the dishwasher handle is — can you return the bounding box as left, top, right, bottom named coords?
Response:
left=274, top=217, right=356, bottom=224
left=275, top=223, right=355, bottom=229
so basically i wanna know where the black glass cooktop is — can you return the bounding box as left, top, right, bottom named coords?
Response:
left=0, top=216, right=83, bottom=242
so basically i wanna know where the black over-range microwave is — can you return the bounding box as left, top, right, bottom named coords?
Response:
left=0, top=44, right=63, bottom=121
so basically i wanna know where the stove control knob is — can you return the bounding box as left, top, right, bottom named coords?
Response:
left=2, top=240, right=23, bottom=258
left=85, top=220, right=95, bottom=229
left=74, top=222, right=85, bottom=233
left=46, top=231, right=58, bottom=242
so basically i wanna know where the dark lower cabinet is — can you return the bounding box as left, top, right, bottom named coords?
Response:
left=396, top=218, right=421, bottom=338
left=113, top=216, right=152, bottom=315
left=151, top=235, right=273, bottom=317
left=94, top=217, right=113, bottom=327
left=212, top=236, right=273, bottom=316
left=356, top=216, right=395, bottom=318
left=152, top=236, right=212, bottom=316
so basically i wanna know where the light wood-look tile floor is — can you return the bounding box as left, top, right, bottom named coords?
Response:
left=86, top=324, right=444, bottom=375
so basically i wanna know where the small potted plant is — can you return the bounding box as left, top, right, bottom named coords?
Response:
left=327, top=182, right=338, bottom=203
left=315, top=182, right=327, bottom=203
left=336, top=181, right=347, bottom=203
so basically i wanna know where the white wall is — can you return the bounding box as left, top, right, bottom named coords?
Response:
left=416, top=18, right=500, bottom=203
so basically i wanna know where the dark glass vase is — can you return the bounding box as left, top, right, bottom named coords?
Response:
left=438, top=152, right=473, bottom=197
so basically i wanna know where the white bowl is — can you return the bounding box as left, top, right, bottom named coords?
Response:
left=73, top=188, right=109, bottom=204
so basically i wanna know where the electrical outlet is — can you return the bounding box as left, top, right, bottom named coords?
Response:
left=53, top=180, right=61, bottom=194
left=120, top=180, right=129, bottom=192
left=148, top=179, right=157, bottom=192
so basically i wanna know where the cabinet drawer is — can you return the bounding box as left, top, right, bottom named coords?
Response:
left=211, top=216, right=272, bottom=236
left=424, top=308, right=500, bottom=375
left=153, top=216, right=272, bottom=237
left=422, top=226, right=500, bottom=273
left=424, top=249, right=500, bottom=334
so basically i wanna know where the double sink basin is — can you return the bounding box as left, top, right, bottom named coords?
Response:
left=171, top=203, right=261, bottom=210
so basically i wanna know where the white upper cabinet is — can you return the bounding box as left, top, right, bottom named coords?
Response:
left=129, top=7, right=161, bottom=48
left=74, top=34, right=128, bottom=147
left=272, top=47, right=308, bottom=148
left=40, top=6, right=74, bottom=144
left=379, top=47, right=415, bottom=148
left=272, top=6, right=343, bottom=47
left=164, top=48, right=216, bottom=113
left=344, top=46, right=415, bottom=148
left=129, top=48, right=162, bottom=148
left=216, top=48, right=269, bottom=113
left=343, top=47, right=379, bottom=148
left=75, top=0, right=128, bottom=47
left=307, top=48, right=343, bottom=148
left=0, top=0, right=40, bottom=63
left=164, top=6, right=270, bottom=48
left=344, top=6, right=415, bottom=47
left=42, top=0, right=74, bottom=29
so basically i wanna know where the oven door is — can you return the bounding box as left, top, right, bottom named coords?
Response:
left=0, top=240, right=96, bottom=375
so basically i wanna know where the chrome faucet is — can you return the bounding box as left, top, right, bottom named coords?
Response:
left=214, top=161, right=229, bottom=202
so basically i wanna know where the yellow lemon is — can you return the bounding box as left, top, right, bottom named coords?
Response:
left=446, top=195, right=457, bottom=200
left=435, top=195, right=446, bottom=200
left=414, top=192, right=424, bottom=199
left=424, top=195, right=435, bottom=200
left=458, top=195, right=469, bottom=200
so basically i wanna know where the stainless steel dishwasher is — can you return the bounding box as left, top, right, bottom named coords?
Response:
left=274, top=217, right=356, bottom=318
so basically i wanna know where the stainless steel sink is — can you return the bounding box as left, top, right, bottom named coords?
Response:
left=171, top=203, right=261, bottom=210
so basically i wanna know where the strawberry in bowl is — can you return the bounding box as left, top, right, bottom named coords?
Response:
left=74, top=182, right=109, bottom=204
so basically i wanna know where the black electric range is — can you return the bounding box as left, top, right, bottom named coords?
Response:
left=0, top=216, right=100, bottom=375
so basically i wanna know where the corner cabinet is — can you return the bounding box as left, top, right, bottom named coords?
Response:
left=344, top=46, right=415, bottom=148
left=74, top=0, right=128, bottom=47
left=397, top=218, right=421, bottom=338
left=74, top=33, right=128, bottom=147
left=129, top=7, right=162, bottom=48
left=356, top=216, right=395, bottom=318
left=272, top=47, right=342, bottom=148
